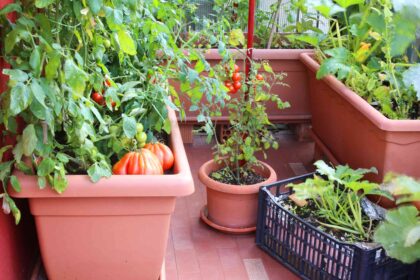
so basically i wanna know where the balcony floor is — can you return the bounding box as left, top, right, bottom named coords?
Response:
left=165, top=130, right=315, bottom=280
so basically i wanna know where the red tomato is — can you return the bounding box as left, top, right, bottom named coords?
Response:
left=111, top=101, right=116, bottom=108
left=91, top=92, right=105, bottom=105
left=105, top=79, right=112, bottom=87
left=144, top=142, right=174, bottom=171
left=228, top=85, right=236, bottom=93
left=233, top=81, right=241, bottom=90
left=234, top=64, right=240, bottom=73
left=224, top=81, right=233, bottom=88
left=232, top=72, right=241, bottom=82
left=256, top=74, right=264, bottom=81
left=112, top=149, right=163, bottom=175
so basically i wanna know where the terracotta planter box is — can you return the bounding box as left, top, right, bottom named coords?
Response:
left=9, top=108, right=194, bottom=280
left=198, top=159, right=276, bottom=233
left=300, top=53, right=420, bottom=181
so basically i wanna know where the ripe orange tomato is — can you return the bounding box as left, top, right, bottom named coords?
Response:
left=256, top=74, right=264, bottom=81
left=224, top=81, right=233, bottom=88
left=233, top=81, right=241, bottom=90
left=232, top=72, right=241, bottom=82
left=112, top=149, right=163, bottom=175
left=91, top=92, right=105, bottom=105
left=144, top=142, right=174, bottom=171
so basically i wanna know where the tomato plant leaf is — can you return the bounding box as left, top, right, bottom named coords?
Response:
left=87, top=162, right=112, bottom=183
left=122, top=115, right=137, bottom=138
left=87, top=0, right=103, bottom=15
left=37, top=158, right=55, bottom=177
left=9, top=176, right=21, bottom=192
left=0, top=3, right=21, bottom=15
left=22, top=124, right=38, bottom=157
left=64, top=59, right=88, bottom=98
left=29, top=46, right=41, bottom=76
left=335, top=0, right=364, bottom=8
left=35, top=0, right=55, bottom=8
left=228, top=29, right=245, bottom=47
left=117, top=30, right=137, bottom=55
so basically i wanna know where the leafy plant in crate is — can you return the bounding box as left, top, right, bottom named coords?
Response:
left=256, top=161, right=419, bottom=280
left=0, top=1, right=231, bottom=279
left=198, top=57, right=290, bottom=233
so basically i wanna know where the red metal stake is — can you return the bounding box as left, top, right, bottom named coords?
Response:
left=245, top=0, right=256, bottom=99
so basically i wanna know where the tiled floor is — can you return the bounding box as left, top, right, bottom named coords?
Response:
left=165, top=131, right=315, bottom=280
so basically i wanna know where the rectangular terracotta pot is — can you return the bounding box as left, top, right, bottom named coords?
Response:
left=300, top=52, right=420, bottom=181
left=175, top=49, right=313, bottom=124
left=9, top=108, right=194, bottom=280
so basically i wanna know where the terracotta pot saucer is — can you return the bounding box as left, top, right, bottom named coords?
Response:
left=200, top=205, right=256, bottom=234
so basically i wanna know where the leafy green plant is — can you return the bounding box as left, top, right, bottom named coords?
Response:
left=208, top=59, right=289, bottom=185
left=287, top=160, right=393, bottom=240
left=374, top=173, right=420, bottom=264
left=293, top=0, right=420, bottom=119
left=0, top=0, right=231, bottom=223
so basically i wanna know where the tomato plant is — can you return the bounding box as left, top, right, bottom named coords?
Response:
left=0, top=0, right=232, bottom=223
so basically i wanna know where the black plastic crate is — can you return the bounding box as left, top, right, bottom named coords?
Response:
left=256, top=173, right=420, bottom=280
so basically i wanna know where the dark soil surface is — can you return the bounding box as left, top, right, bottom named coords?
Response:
left=210, top=166, right=266, bottom=185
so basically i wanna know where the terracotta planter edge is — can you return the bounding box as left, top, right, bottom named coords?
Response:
left=198, top=159, right=277, bottom=195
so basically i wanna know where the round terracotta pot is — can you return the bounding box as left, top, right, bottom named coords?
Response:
left=198, top=160, right=277, bottom=230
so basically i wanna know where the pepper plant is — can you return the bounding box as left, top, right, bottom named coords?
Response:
left=292, top=0, right=420, bottom=119
left=0, top=0, right=232, bottom=223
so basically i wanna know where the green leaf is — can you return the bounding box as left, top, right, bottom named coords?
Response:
left=163, top=118, right=171, bottom=134
left=29, top=47, right=41, bottom=75
left=38, top=176, right=46, bottom=189
left=117, top=30, right=137, bottom=55
left=317, top=48, right=352, bottom=80
left=2, top=69, right=28, bottom=82
left=64, top=59, right=88, bottom=98
left=122, top=115, right=137, bottom=138
left=45, top=52, right=61, bottom=80
left=31, top=79, right=46, bottom=106
left=403, top=65, right=420, bottom=100
left=390, top=14, right=417, bottom=57
left=4, top=196, right=21, bottom=224
left=10, top=176, right=21, bottom=192
left=87, top=0, right=103, bottom=15
left=228, top=29, right=245, bottom=47
left=35, top=0, right=55, bottom=8
left=37, top=158, right=55, bottom=176
left=0, top=3, right=22, bottom=16
left=374, top=206, right=420, bottom=264
left=87, top=162, right=112, bottom=183
left=22, top=124, right=38, bottom=156
left=335, top=0, right=364, bottom=8
left=310, top=0, right=345, bottom=17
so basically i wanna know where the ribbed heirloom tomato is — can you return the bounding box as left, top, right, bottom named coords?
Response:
left=112, top=149, right=163, bottom=175
left=144, top=142, right=174, bottom=171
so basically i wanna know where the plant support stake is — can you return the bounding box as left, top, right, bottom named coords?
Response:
left=245, top=0, right=256, bottom=100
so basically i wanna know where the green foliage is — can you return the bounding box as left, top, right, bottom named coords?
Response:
left=211, top=61, right=289, bottom=185
left=374, top=206, right=420, bottom=264
left=288, top=160, right=390, bottom=239
left=0, top=0, right=231, bottom=223
left=295, top=0, right=420, bottom=119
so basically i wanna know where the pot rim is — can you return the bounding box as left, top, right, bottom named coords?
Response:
left=299, top=52, right=420, bottom=132
left=9, top=108, right=195, bottom=198
left=198, top=159, right=277, bottom=195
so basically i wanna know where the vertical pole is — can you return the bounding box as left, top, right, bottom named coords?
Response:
left=245, top=0, right=256, bottom=99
